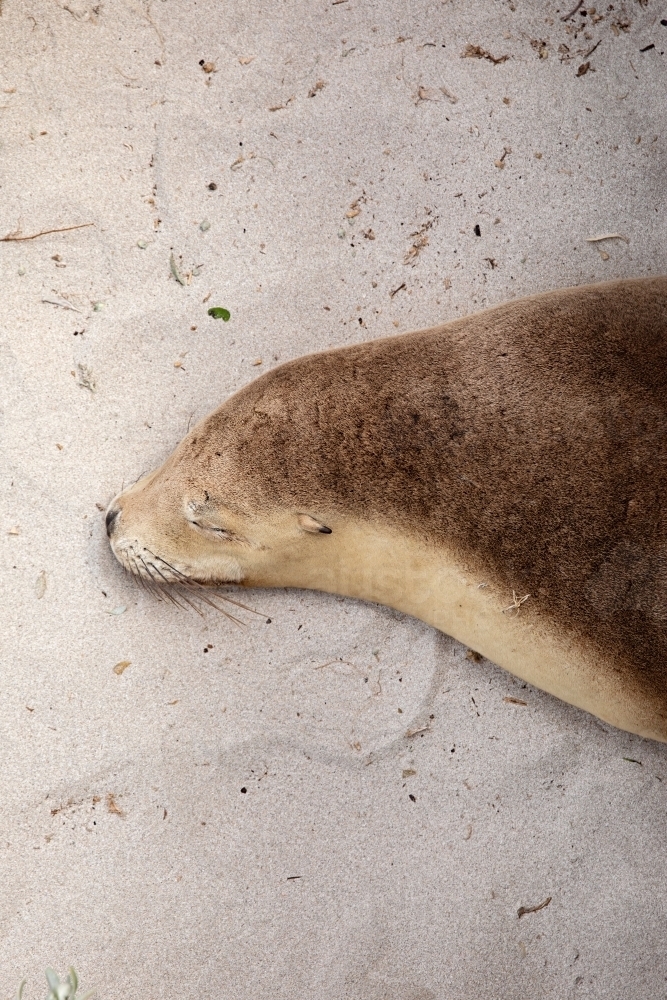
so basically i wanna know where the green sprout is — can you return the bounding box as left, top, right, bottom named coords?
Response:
left=14, top=968, right=92, bottom=1000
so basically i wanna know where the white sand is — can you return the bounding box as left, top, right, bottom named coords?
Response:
left=1, top=1, right=666, bottom=996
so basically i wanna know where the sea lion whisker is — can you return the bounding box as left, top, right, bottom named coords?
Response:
left=129, top=557, right=151, bottom=594
left=127, top=549, right=154, bottom=594
left=178, top=587, right=247, bottom=627
left=147, top=551, right=216, bottom=588
left=206, top=594, right=266, bottom=617
left=141, top=560, right=193, bottom=611
left=145, top=549, right=264, bottom=617
left=143, top=572, right=183, bottom=609
left=171, top=587, right=206, bottom=617
left=142, top=550, right=246, bottom=623
left=134, top=553, right=169, bottom=604
left=159, top=585, right=190, bottom=611
left=145, top=551, right=192, bottom=583
left=146, top=560, right=179, bottom=588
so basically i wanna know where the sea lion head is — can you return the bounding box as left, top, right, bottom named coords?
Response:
left=105, top=392, right=335, bottom=592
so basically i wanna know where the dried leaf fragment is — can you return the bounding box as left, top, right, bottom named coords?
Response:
left=169, top=252, right=186, bottom=286
left=268, top=96, right=294, bottom=111
left=404, top=216, right=434, bottom=265
left=417, top=85, right=440, bottom=101
left=238, top=55, right=255, bottom=65
left=308, top=79, right=326, bottom=97
left=503, top=696, right=527, bottom=705
left=530, top=39, right=549, bottom=59
left=106, top=792, right=126, bottom=817
left=113, top=660, right=131, bottom=675
left=76, top=363, right=96, bottom=392
left=462, top=43, right=509, bottom=64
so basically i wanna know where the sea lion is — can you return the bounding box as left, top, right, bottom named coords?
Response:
left=106, top=277, right=667, bottom=742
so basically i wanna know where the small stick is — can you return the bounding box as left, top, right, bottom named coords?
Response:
left=583, top=39, right=601, bottom=59
left=405, top=721, right=432, bottom=738
left=561, top=0, right=583, bottom=20
left=518, top=896, right=552, bottom=918
left=586, top=232, right=629, bottom=243
left=502, top=591, right=530, bottom=614
left=1, top=222, right=94, bottom=242
left=42, top=296, right=83, bottom=313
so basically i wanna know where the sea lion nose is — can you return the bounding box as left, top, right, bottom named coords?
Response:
left=105, top=506, right=121, bottom=537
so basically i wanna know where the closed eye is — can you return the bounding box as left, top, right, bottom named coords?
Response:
left=191, top=520, right=232, bottom=539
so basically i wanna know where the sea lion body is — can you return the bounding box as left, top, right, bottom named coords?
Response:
left=107, top=278, right=667, bottom=741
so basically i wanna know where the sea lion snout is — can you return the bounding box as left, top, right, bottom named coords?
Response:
left=105, top=505, right=121, bottom=537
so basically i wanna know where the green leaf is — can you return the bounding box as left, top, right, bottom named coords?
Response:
left=208, top=307, right=231, bottom=321
left=45, top=969, right=60, bottom=993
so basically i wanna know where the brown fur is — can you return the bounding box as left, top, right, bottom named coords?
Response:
left=112, top=277, right=667, bottom=731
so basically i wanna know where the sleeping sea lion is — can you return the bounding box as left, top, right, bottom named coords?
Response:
left=106, top=277, right=667, bottom=741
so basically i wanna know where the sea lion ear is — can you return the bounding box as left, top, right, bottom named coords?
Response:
left=298, top=514, right=332, bottom=534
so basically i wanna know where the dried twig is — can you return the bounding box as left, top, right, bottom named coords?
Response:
left=518, top=896, right=552, bottom=918
left=561, top=0, right=583, bottom=20
left=586, top=232, right=629, bottom=244
left=405, top=721, right=432, bottom=738
left=42, top=296, right=83, bottom=313
left=314, top=659, right=357, bottom=670
left=502, top=591, right=530, bottom=614
left=1, top=222, right=93, bottom=242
